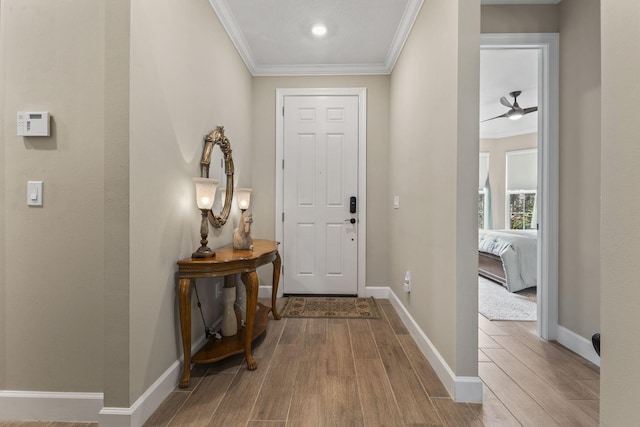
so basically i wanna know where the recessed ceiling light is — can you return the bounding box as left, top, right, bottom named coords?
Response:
left=311, top=24, right=327, bottom=37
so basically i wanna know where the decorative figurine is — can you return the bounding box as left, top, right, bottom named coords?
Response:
left=233, top=212, right=253, bottom=250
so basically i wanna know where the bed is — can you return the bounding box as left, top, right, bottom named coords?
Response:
left=478, top=229, right=537, bottom=292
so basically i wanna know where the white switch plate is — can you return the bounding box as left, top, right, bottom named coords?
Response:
left=27, top=181, right=43, bottom=206
left=393, top=196, right=400, bottom=209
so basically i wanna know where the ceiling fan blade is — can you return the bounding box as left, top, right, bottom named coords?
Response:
left=523, top=106, right=538, bottom=115
left=481, top=112, right=508, bottom=123
left=500, top=97, right=513, bottom=108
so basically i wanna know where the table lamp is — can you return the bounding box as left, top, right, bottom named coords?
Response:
left=192, top=177, right=219, bottom=258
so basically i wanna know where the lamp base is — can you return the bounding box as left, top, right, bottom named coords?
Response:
left=192, top=246, right=215, bottom=258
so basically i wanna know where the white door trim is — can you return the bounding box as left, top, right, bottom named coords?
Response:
left=481, top=33, right=559, bottom=340
left=276, top=87, right=367, bottom=297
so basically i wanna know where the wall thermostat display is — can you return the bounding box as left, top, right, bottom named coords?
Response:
left=17, top=111, right=50, bottom=136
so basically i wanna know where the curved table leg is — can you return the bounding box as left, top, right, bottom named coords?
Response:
left=178, top=278, right=193, bottom=388
left=271, top=251, right=282, bottom=320
left=241, top=271, right=259, bottom=370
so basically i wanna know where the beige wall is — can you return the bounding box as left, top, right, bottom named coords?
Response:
left=480, top=133, right=537, bottom=230
left=129, top=0, right=253, bottom=404
left=103, top=0, right=131, bottom=408
left=252, top=76, right=390, bottom=288
left=0, top=0, right=5, bottom=388
left=390, top=0, right=479, bottom=376
left=601, top=2, right=640, bottom=424
left=558, top=0, right=601, bottom=341
left=481, top=5, right=558, bottom=33
left=483, top=2, right=602, bottom=343
left=0, top=0, right=105, bottom=391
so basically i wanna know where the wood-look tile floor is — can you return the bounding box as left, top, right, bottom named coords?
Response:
left=0, top=300, right=599, bottom=427
left=143, top=299, right=600, bottom=427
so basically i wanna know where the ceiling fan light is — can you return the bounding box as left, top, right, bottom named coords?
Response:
left=311, top=24, right=327, bottom=37
left=507, top=109, right=524, bottom=121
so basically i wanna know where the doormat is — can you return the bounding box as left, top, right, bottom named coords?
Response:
left=281, top=296, right=380, bottom=319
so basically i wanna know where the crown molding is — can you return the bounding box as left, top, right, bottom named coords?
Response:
left=383, top=0, right=424, bottom=74
left=208, top=0, right=257, bottom=72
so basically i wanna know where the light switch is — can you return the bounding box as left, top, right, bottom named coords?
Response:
left=393, top=196, right=400, bottom=209
left=27, top=181, right=43, bottom=206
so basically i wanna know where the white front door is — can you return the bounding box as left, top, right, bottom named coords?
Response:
left=283, top=95, right=359, bottom=295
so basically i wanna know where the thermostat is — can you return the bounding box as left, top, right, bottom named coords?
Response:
left=17, top=111, right=50, bottom=136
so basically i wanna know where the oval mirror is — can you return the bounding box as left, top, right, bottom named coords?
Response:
left=199, top=126, right=234, bottom=228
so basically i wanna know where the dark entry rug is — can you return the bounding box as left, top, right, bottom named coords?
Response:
left=281, top=296, right=380, bottom=319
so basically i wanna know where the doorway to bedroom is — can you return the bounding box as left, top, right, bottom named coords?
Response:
left=478, top=34, right=559, bottom=341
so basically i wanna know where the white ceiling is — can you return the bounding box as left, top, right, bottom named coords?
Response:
left=208, top=0, right=545, bottom=138
left=208, top=0, right=422, bottom=76
left=479, top=49, right=538, bottom=139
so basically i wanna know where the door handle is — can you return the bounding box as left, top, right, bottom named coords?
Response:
left=344, top=218, right=356, bottom=224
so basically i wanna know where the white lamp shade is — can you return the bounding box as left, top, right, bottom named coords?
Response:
left=193, top=178, right=219, bottom=210
left=236, top=188, right=252, bottom=210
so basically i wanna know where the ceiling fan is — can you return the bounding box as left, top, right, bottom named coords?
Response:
left=482, top=91, right=538, bottom=122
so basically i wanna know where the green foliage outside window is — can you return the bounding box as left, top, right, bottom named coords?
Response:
left=509, top=192, right=535, bottom=230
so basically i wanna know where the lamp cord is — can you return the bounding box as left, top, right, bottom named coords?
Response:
left=193, top=283, right=213, bottom=339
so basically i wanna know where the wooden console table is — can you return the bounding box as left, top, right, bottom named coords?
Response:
left=177, top=239, right=281, bottom=388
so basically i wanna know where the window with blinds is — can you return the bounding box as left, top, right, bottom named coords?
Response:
left=506, top=149, right=537, bottom=230
left=479, top=152, right=490, bottom=230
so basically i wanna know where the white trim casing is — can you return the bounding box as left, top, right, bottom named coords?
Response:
left=275, top=88, right=367, bottom=297
left=481, top=33, right=560, bottom=341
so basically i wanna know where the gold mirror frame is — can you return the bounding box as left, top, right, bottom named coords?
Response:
left=200, top=126, right=234, bottom=228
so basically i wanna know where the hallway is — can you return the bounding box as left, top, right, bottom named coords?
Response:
left=142, top=298, right=599, bottom=426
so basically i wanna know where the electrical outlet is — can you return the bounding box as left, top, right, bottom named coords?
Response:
left=403, top=270, right=411, bottom=293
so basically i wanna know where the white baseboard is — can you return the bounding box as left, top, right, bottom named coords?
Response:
left=100, top=331, right=210, bottom=427
left=363, top=286, right=391, bottom=299
left=0, top=391, right=103, bottom=422
left=387, top=289, right=483, bottom=403
left=99, top=359, right=180, bottom=427
left=259, top=285, right=272, bottom=298
left=556, top=325, right=601, bottom=367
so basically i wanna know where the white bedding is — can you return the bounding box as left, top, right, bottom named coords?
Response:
left=479, top=229, right=537, bottom=292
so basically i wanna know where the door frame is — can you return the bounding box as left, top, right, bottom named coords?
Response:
left=275, top=87, right=367, bottom=297
left=481, top=33, right=559, bottom=340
